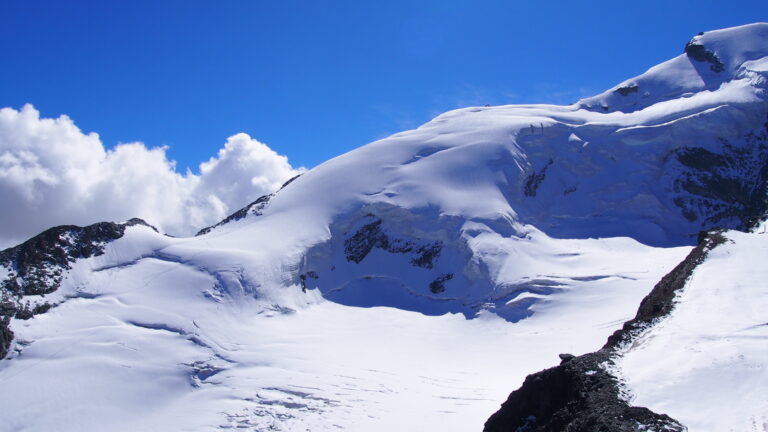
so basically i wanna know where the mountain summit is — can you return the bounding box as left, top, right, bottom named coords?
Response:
left=1, top=23, right=767, bottom=431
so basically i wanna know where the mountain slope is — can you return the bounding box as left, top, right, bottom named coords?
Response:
left=0, top=218, right=156, bottom=358
left=0, top=218, right=689, bottom=431
left=485, top=224, right=768, bottom=431
left=613, top=224, right=768, bottom=431
left=0, top=23, right=767, bottom=431
left=192, top=23, right=768, bottom=320
left=484, top=229, right=728, bottom=431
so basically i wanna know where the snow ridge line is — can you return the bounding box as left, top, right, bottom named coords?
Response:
left=0, top=218, right=156, bottom=359
left=483, top=230, right=728, bottom=432
left=603, top=230, right=727, bottom=350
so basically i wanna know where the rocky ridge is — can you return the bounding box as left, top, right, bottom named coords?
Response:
left=0, top=218, right=155, bottom=358
left=483, top=230, right=728, bottom=431
left=196, top=174, right=301, bottom=236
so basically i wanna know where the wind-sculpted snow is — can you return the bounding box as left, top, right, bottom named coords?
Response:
left=0, top=224, right=689, bottom=431
left=1, top=23, right=767, bottom=431
left=0, top=218, right=157, bottom=358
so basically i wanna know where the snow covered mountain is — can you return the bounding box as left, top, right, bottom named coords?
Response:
left=1, top=23, right=767, bottom=431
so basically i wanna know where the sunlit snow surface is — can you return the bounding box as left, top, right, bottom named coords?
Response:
left=0, top=225, right=689, bottom=431
left=1, top=23, right=768, bottom=431
left=614, top=225, right=768, bottom=432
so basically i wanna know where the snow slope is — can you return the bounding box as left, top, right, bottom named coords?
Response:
left=580, top=24, right=768, bottom=112
left=0, top=23, right=767, bottom=431
left=0, top=220, right=690, bottom=431
left=614, top=225, right=768, bottom=432
left=207, top=22, right=768, bottom=319
left=0, top=221, right=687, bottom=431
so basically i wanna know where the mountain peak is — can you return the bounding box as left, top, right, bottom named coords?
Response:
left=686, top=22, right=768, bottom=72
left=579, top=22, right=768, bottom=113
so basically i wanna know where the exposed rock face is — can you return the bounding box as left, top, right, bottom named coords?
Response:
left=523, top=158, right=553, bottom=197
left=343, top=215, right=443, bottom=269
left=484, top=351, right=685, bottom=432
left=429, top=273, right=453, bottom=294
left=483, top=230, right=728, bottom=432
left=196, top=194, right=272, bottom=236
left=670, top=130, right=768, bottom=230
left=196, top=174, right=301, bottom=236
left=614, top=83, right=639, bottom=96
left=0, top=315, right=12, bottom=361
left=297, top=205, right=484, bottom=318
left=0, top=218, right=154, bottom=358
left=684, top=39, right=725, bottom=73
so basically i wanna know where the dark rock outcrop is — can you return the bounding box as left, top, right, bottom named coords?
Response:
left=0, top=315, right=12, bottom=361
left=428, top=273, right=453, bottom=294
left=196, top=174, right=301, bottom=236
left=196, top=194, right=272, bottom=236
left=614, top=83, right=639, bottom=96
left=684, top=39, right=725, bottom=73
left=343, top=215, right=443, bottom=269
left=0, top=218, right=154, bottom=297
left=671, top=131, right=768, bottom=230
left=523, top=158, right=553, bottom=197
left=484, top=351, right=685, bottom=432
left=484, top=230, right=728, bottom=431
left=0, top=218, right=154, bottom=359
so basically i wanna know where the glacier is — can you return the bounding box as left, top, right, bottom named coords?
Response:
left=1, top=23, right=767, bottom=431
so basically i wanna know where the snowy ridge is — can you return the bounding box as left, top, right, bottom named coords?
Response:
left=0, top=23, right=767, bottom=431
left=613, top=225, right=768, bottom=431
left=195, top=174, right=302, bottom=237
left=0, top=218, right=158, bottom=357
left=484, top=229, right=729, bottom=431
left=580, top=22, right=768, bottom=113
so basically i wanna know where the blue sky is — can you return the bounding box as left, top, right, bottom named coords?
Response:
left=1, top=0, right=765, bottom=170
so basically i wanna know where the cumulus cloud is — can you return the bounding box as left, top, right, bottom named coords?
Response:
left=0, top=104, right=302, bottom=248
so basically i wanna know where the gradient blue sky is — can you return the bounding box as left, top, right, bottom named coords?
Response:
left=1, top=1, right=765, bottom=170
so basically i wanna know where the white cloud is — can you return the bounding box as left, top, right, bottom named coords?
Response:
left=0, top=104, right=302, bottom=248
